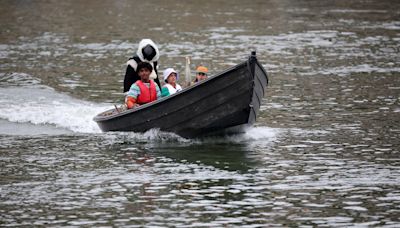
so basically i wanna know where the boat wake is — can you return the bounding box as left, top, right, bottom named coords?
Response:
left=100, top=126, right=282, bottom=145
left=0, top=74, right=109, bottom=134
left=99, top=129, right=191, bottom=145
left=0, top=73, right=280, bottom=141
left=229, top=126, right=281, bottom=141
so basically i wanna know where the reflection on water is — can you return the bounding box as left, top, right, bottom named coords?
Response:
left=1, top=0, right=400, bottom=226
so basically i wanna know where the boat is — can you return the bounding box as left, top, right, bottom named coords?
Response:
left=93, top=51, right=269, bottom=138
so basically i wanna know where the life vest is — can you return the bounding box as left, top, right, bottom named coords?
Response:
left=136, top=80, right=157, bottom=104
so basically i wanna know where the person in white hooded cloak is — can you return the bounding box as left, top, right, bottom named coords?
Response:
left=123, top=39, right=161, bottom=92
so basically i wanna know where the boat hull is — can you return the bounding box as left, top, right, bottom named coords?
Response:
left=94, top=53, right=268, bottom=138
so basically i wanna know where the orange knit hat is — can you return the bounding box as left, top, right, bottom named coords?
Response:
left=196, top=66, right=208, bottom=74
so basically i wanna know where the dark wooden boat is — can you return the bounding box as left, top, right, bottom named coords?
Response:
left=93, top=51, right=268, bottom=138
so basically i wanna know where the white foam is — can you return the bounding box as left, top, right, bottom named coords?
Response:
left=0, top=84, right=109, bottom=134
left=102, top=127, right=281, bottom=145
left=240, top=126, right=280, bottom=141
left=213, top=126, right=282, bottom=148
left=104, top=129, right=190, bottom=144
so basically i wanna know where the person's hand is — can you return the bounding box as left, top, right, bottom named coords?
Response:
left=126, top=97, right=136, bottom=109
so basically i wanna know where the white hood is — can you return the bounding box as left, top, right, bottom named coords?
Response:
left=136, top=39, right=160, bottom=62
left=127, top=39, right=160, bottom=80
left=163, top=68, right=179, bottom=82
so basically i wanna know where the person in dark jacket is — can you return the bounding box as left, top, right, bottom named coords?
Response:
left=123, top=39, right=161, bottom=92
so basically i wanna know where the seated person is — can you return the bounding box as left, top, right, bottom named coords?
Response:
left=162, top=68, right=182, bottom=96
left=125, top=62, right=161, bottom=109
left=194, top=66, right=208, bottom=83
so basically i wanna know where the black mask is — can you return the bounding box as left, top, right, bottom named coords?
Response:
left=142, top=44, right=156, bottom=61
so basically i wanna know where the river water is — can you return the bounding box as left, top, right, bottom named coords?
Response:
left=1, top=0, right=400, bottom=227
